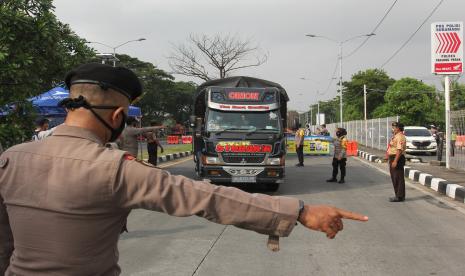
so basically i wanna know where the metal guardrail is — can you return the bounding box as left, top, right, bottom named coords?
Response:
left=310, top=116, right=399, bottom=152
left=450, top=110, right=465, bottom=171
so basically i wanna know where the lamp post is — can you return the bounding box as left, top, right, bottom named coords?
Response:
left=305, top=33, right=375, bottom=125
left=86, top=38, right=146, bottom=67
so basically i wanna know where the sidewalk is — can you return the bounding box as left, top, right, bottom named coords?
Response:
left=357, top=145, right=465, bottom=203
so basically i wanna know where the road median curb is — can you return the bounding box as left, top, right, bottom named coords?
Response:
left=143, top=151, right=192, bottom=164
left=357, top=150, right=465, bottom=203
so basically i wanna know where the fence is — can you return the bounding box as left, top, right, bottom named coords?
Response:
left=451, top=110, right=465, bottom=171
left=310, top=116, right=399, bottom=151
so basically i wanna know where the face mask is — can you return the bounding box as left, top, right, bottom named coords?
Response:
left=59, top=96, right=127, bottom=143
left=108, top=112, right=127, bottom=142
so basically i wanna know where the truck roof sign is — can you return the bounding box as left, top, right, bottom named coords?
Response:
left=228, top=91, right=261, bottom=101
left=207, top=87, right=279, bottom=111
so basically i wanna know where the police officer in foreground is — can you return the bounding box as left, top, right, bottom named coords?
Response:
left=386, top=122, right=407, bottom=202
left=0, top=63, right=368, bottom=275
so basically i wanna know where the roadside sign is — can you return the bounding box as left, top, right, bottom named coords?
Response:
left=431, top=22, right=463, bottom=75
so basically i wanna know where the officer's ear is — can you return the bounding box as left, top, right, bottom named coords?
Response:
left=110, top=107, right=127, bottom=128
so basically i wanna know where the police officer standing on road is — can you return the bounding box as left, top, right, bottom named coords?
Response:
left=118, top=116, right=163, bottom=157
left=145, top=121, right=164, bottom=166
left=386, top=122, right=407, bottom=202
left=0, top=63, right=368, bottom=275
left=295, top=124, right=305, bottom=167
left=327, top=128, right=348, bottom=184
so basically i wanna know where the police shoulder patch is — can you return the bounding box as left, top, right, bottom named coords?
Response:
left=123, top=154, right=136, bottom=161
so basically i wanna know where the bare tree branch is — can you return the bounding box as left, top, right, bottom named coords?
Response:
left=168, top=33, right=268, bottom=81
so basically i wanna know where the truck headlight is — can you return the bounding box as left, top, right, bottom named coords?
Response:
left=266, top=157, right=282, bottom=165
left=204, top=156, right=221, bottom=165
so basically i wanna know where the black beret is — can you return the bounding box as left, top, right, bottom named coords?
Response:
left=65, top=63, right=142, bottom=102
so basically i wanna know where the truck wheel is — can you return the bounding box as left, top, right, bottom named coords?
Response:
left=266, top=183, right=280, bottom=192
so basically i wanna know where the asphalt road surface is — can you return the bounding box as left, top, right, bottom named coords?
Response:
left=118, top=155, right=465, bottom=276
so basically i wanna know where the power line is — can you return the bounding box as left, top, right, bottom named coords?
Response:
left=380, top=0, right=445, bottom=68
left=320, top=57, right=340, bottom=96
left=345, top=0, right=399, bottom=58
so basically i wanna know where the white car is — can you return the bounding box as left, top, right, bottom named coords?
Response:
left=404, top=126, right=437, bottom=155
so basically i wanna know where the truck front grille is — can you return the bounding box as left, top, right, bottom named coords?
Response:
left=222, top=153, right=266, bottom=164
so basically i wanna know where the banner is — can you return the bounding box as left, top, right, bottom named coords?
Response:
left=286, top=135, right=332, bottom=155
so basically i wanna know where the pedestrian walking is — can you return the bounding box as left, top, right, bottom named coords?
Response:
left=327, top=128, right=348, bottom=184
left=118, top=117, right=163, bottom=157
left=386, top=122, right=407, bottom=202
left=295, top=124, right=305, bottom=166
left=0, top=63, right=368, bottom=275
left=145, top=121, right=164, bottom=166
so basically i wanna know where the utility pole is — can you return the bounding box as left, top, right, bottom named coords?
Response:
left=339, top=43, right=343, bottom=125
left=445, top=76, right=451, bottom=169
left=364, top=84, right=368, bottom=146
left=310, top=106, right=313, bottom=126
left=305, top=33, right=375, bottom=126
left=317, top=102, right=320, bottom=126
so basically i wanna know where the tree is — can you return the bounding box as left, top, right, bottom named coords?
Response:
left=372, top=78, right=444, bottom=126
left=114, top=54, right=197, bottom=125
left=0, top=0, right=95, bottom=148
left=342, top=69, right=395, bottom=121
left=450, top=81, right=465, bottom=111
left=168, top=33, right=268, bottom=81
left=308, top=98, right=339, bottom=125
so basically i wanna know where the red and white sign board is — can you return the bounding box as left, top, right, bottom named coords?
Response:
left=431, top=22, right=463, bottom=75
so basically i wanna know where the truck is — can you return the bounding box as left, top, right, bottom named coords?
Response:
left=191, top=76, right=289, bottom=191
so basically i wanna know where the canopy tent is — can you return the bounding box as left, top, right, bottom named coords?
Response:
left=30, top=86, right=142, bottom=117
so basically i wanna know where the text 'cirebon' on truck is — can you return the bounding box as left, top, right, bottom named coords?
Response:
left=190, top=76, right=289, bottom=192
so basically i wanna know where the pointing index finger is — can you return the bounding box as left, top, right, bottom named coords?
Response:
left=337, top=208, right=369, bottom=221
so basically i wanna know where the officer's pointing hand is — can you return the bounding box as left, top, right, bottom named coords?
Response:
left=297, top=205, right=368, bottom=239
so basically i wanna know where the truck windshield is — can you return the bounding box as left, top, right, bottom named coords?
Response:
left=206, top=110, right=281, bottom=133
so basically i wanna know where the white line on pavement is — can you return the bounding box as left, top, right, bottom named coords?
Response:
left=353, top=157, right=465, bottom=216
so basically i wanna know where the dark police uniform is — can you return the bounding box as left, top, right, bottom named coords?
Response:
left=0, top=63, right=300, bottom=275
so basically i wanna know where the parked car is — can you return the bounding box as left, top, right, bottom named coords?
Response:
left=404, top=126, right=437, bottom=155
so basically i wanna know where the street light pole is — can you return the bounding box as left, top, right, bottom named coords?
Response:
left=86, top=38, right=146, bottom=67
left=305, top=33, right=375, bottom=126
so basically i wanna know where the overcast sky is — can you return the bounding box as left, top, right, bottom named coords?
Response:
left=54, top=0, right=465, bottom=111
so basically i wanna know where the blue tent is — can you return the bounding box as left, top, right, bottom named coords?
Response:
left=30, top=86, right=142, bottom=117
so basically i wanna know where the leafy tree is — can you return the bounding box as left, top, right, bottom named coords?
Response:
left=114, top=54, right=197, bottom=125
left=450, top=81, right=465, bottom=111
left=342, top=69, right=395, bottom=121
left=372, top=77, right=444, bottom=126
left=0, top=0, right=94, bottom=148
left=308, top=98, right=339, bottom=125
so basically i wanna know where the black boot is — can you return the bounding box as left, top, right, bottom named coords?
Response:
left=326, top=178, right=337, bottom=182
left=338, top=178, right=345, bottom=184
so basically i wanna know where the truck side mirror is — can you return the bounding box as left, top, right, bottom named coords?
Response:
left=189, top=115, right=196, bottom=128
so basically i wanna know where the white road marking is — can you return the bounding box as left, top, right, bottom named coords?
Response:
left=353, top=157, right=465, bottom=216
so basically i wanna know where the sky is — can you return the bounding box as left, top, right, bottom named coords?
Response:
left=53, top=0, right=465, bottom=111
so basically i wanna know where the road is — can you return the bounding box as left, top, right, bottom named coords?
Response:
left=118, top=155, right=465, bottom=276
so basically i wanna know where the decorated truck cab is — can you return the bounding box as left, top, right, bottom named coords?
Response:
left=191, top=76, right=289, bottom=191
